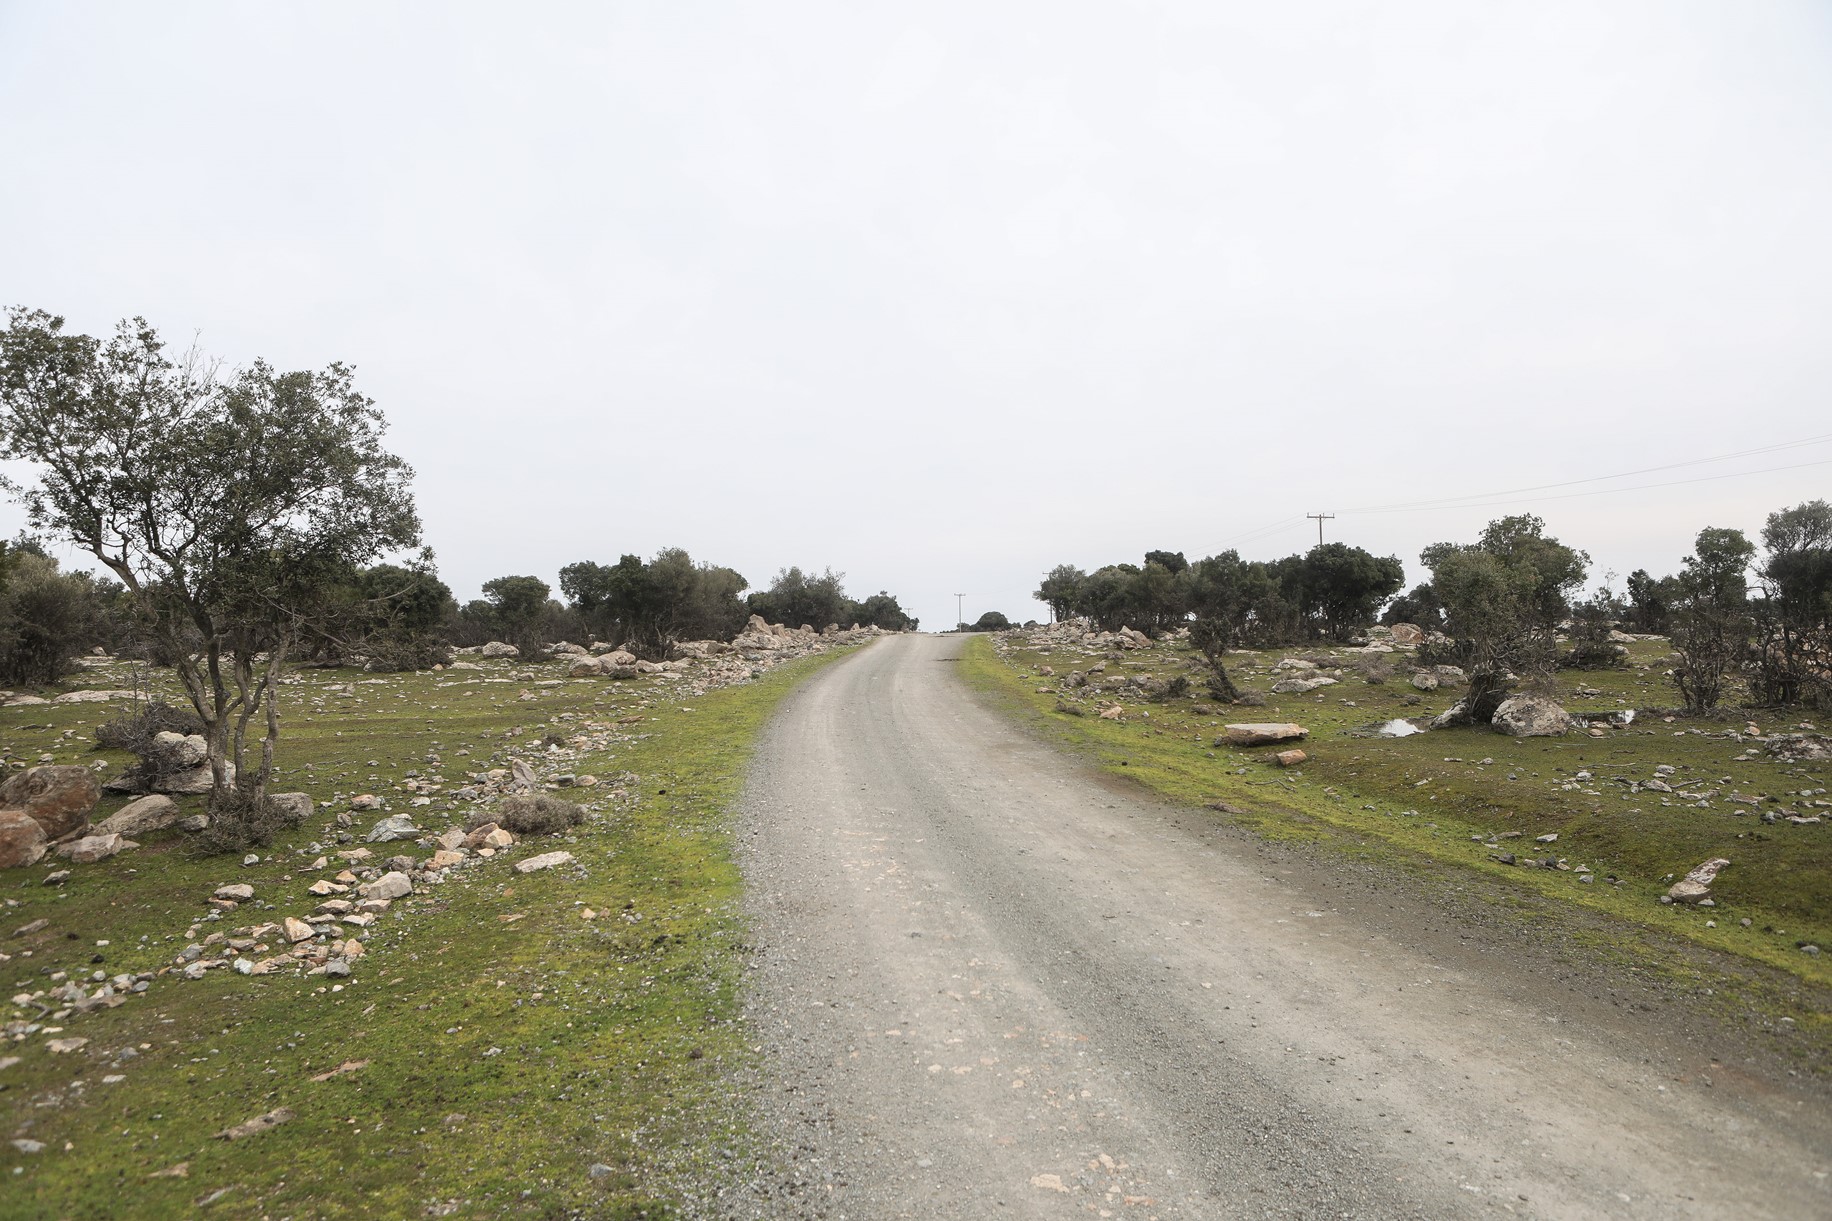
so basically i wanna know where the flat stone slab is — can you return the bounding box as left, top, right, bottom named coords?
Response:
left=514, top=851, right=575, bottom=875
left=1222, top=723, right=1309, bottom=747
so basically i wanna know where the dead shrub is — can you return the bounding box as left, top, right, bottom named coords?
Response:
left=480, top=793, right=584, bottom=835
left=191, top=788, right=305, bottom=856
left=94, top=699, right=207, bottom=790
left=94, top=699, right=203, bottom=753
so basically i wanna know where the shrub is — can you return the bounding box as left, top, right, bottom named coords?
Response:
left=94, top=699, right=209, bottom=789
left=192, top=789, right=306, bottom=856
left=95, top=698, right=205, bottom=751
left=1352, top=655, right=1394, bottom=684
left=480, top=793, right=584, bottom=835
left=361, top=635, right=452, bottom=672
left=0, top=545, right=105, bottom=686
left=1563, top=595, right=1626, bottom=670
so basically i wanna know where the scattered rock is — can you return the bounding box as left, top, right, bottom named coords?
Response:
left=215, top=1107, right=294, bottom=1140
left=214, top=884, right=255, bottom=902
left=1409, top=671, right=1439, bottom=691
left=46, top=1036, right=88, bottom=1053
left=365, top=814, right=418, bottom=843
left=513, top=850, right=575, bottom=874
left=1766, top=734, right=1831, bottom=762
left=309, top=1059, right=369, bottom=1082
left=359, top=871, right=413, bottom=901
left=281, top=917, right=316, bottom=943
left=463, top=823, right=513, bottom=851
left=1221, top=723, right=1308, bottom=747
left=1275, top=749, right=1307, bottom=767
left=54, top=832, right=137, bottom=864
left=1667, top=857, right=1730, bottom=904
left=479, top=641, right=520, bottom=659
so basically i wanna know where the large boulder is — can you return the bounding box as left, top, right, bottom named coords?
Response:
left=1388, top=623, right=1424, bottom=645
left=93, top=794, right=182, bottom=838
left=1491, top=695, right=1571, bottom=738
left=154, top=759, right=233, bottom=795
left=0, top=765, right=101, bottom=840
left=0, top=810, right=48, bottom=869
left=269, top=792, right=315, bottom=823
left=1221, top=723, right=1309, bottom=747
left=567, top=657, right=602, bottom=678
left=479, top=641, right=520, bottom=658
left=151, top=731, right=207, bottom=768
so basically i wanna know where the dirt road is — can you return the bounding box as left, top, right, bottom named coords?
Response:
left=721, top=634, right=1830, bottom=1218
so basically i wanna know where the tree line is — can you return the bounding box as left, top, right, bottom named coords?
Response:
left=1038, top=504, right=1832, bottom=719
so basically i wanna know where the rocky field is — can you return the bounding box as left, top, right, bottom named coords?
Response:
left=0, top=622, right=876, bottom=1218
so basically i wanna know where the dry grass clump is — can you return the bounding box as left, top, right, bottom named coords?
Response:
left=474, top=793, right=584, bottom=836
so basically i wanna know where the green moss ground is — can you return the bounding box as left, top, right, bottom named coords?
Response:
left=959, top=631, right=1831, bottom=1063
left=2, top=648, right=853, bottom=1218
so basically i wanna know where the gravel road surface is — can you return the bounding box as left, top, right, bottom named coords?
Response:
left=717, top=634, right=1830, bottom=1219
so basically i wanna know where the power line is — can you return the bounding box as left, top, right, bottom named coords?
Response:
left=1342, top=430, right=1832, bottom=516
left=1354, top=455, right=1832, bottom=516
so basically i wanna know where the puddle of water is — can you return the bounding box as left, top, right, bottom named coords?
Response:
left=1376, top=718, right=1422, bottom=738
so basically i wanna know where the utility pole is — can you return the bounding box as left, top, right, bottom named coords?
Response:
left=956, top=593, right=965, bottom=632
left=1307, top=512, right=1335, bottom=546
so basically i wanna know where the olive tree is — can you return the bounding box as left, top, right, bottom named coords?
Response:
left=1669, top=527, right=1754, bottom=712
left=1034, top=564, right=1086, bottom=624
left=1420, top=515, right=1587, bottom=722
left=1752, top=500, right=1832, bottom=708
left=0, top=308, right=421, bottom=809
left=1183, top=550, right=1270, bottom=702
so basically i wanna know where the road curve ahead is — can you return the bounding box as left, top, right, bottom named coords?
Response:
left=727, top=633, right=1828, bottom=1219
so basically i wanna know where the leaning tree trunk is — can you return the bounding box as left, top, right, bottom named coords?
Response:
left=1463, top=671, right=1513, bottom=723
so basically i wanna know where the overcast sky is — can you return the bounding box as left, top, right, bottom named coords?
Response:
left=3, top=2, right=1829, bottom=630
